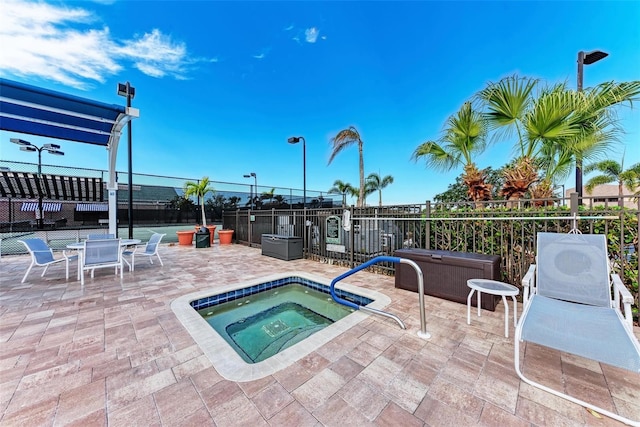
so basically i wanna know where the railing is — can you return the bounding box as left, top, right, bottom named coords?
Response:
left=329, top=255, right=431, bottom=339
left=224, top=196, right=639, bottom=316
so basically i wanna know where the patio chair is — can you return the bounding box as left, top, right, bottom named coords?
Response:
left=87, top=233, right=115, bottom=239
left=81, top=238, right=123, bottom=285
left=516, top=232, right=640, bottom=426
left=122, top=233, right=165, bottom=271
left=19, top=238, right=78, bottom=283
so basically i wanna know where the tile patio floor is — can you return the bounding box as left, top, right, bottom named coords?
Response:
left=1, top=242, right=638, bottom=426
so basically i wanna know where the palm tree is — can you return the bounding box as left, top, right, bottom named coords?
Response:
left=584, top=158, right=640, bottom=207
left=329, top=126, right=365, bottom=207
left=261, top=188, right=276, bottom=205
left=476, top=75, right=540, bottom=200
left=413, top=102, right=491, bottom=203
left=478, top=76, right=640, bottom=201
left=366, top=172, right=394, bottom=206
left=183, top=176, right=215, bottom=226
left=328, top=179, right=355, bottom=207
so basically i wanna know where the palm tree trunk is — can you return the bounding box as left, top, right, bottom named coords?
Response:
left=618, top=181, right=624, bottom=208
left=201, top=203, right=207, bottom=226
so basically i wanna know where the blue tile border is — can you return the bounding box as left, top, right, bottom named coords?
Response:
left=190, top=276, right=374, bottom=311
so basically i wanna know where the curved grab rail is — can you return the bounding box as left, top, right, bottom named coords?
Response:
left=330, top=256, right=430, bottom=339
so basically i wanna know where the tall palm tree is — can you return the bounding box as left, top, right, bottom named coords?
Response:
left=413, top=102, right=491, bottom=203
left=585, top=158, right=640, bottom=207
left=366, top=172, right=394, bottom=206
left=328, top=179, right=355, bottom=207
left=183, top=176, right=215, bottom=226
left=329, top=126, right=365, bottom=207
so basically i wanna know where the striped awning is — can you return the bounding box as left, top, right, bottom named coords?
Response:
left=21, top=202, right=62, bottom=212
left=76, top=203, right=108, bottom=212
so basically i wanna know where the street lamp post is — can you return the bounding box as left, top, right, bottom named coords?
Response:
left=10, top=138, right=64, bottom=229
left=576, top=50, right=608, bottom=205
left=243, top=173, right=257, bottom=209
left=117, top=81, right=136, bottom=238
left=287, top=136, right=306, bottom=208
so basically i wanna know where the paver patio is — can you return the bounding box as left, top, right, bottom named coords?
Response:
left=1, top=242, right=638, bottom=426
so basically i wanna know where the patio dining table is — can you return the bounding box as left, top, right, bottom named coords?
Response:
left=66, top=239, right=141, bottom=280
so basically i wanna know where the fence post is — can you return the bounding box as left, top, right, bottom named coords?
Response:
left=349, top=206, right=354, bottom=267
left=271, top=208, right=275, bottom=234
left=247, top=208, right=252, bottom=246
left=425, top=200, right=431, bottom=250
left=235, top=209, right=239, bottom=242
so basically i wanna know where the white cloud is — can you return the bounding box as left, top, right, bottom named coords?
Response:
left=305, top=27, right=319, bottom=43
left=0, top=0, right=211, bottom=89
left=252, top=47, right=271, bottom=60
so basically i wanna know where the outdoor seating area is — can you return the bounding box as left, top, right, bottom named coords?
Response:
left=1, top=241, right=638, bottom=426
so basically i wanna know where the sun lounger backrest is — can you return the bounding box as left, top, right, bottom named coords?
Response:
left=536, top=232, right=610, bottom=307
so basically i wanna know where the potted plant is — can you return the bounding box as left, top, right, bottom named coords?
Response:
left=217, top=229, right=234, bottom=245
left=182, top=176, right=216, bottom=245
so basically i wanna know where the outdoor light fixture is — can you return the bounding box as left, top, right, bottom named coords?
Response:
left=10, top=138, right=32, bottom=146
left=575, top=50, right=608, bottom=204
left=117, top=81, right=136, bottom=238
left=287, top=136, right=306, bottom=208
left=10, top=137, right=64, bottom=229
left=243, top=173, right=257, bottom=209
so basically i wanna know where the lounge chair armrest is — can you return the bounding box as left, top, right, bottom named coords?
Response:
left=522, top=264, right=536, bottom=305
left=611, top=273, right=634, bottom=330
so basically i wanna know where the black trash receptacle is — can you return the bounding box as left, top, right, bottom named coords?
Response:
left=195, top=226, right=210, bottom=248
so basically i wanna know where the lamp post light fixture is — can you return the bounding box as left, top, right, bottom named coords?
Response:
left=10, top=138, right=64, bottom=229
left=117, top=81, right=136, bottom=238
left=287, top=136, right=306, bottom=208
left=243, top=172, right=257, bottom=209
left=576, top=50, right=608, bottom=205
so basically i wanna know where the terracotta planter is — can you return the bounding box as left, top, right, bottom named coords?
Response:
left=206, top=225, right=217, bottom=245
left=218, top=229, right=234, bottom=245
left=176, top=230, right=195, bottom=246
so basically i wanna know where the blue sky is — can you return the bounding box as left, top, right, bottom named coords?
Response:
left=1, top=0, right=639, bottom=205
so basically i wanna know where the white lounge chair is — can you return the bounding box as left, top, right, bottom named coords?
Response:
left=516, top=232, right=640, bottom=426
left=122, top=233, right=165, bottom=271
left=19, top=238, right=78, bottom=283
left=81, top=238, right=123, bottom=285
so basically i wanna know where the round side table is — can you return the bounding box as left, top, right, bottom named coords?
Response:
left=467, top=279, right=519, bottom=338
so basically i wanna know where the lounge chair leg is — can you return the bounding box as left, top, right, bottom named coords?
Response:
left=515, top=339, right=639, bottom=426
left=21, top=262, right=34, bottom=283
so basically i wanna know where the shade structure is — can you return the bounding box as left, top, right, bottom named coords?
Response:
left=0, top=171, right=104, bottom=201
left=0, top=78, right=139, bottom=236
left=0, top=78, right=131, bottom=146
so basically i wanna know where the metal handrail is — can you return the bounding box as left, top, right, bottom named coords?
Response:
left=330, top=255, right=431, bottom=339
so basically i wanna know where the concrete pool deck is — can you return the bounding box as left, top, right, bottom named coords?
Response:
left=1, top=242, right=639, bottom=426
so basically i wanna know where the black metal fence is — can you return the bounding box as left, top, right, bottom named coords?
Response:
left=223, top=194, right=639, bottom=313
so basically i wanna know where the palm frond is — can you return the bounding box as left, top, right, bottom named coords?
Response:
left=412, top=140, right=460, bottom=172
left=328, top=126, right=362, bottom=165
